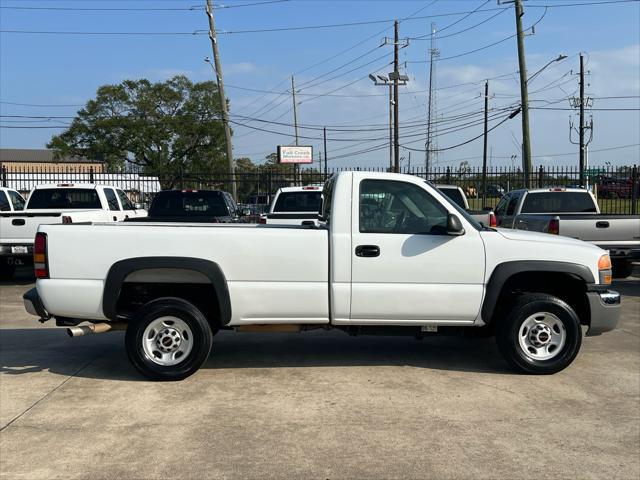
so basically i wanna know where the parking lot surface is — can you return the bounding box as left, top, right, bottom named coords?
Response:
left=1, top=266, right=639, bottom=480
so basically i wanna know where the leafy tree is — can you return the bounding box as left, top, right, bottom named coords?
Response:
left=48, top=76, right=227, bottom=181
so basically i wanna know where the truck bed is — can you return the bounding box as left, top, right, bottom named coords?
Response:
left=37, top=222, right=330, bottom=324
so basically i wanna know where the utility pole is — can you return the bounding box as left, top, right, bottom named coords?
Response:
left=393, top=20, right=400, bottom=173
left=323, top=127, right=328, bottom=180
left=482, top=81, right=489, bottom=206
left=513, top=0, right=532, bottom=188
left=369, top=23, right=407, bottom=172
left=579, top=53, right=586, bottom=185
left=291, top=75, right=300, bottom=185
left=388, top=85, right=393, bottom=172
left=570, top=53, right=593, bottom=187
left=425, top=22, right=439, bottom=174
left=205, top=0, right=236, bottom=200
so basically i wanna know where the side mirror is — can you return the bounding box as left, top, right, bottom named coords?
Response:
left=446, top=213, right=465, bottom=236
left=134, top=203, right=143, bottom=210
left=240, top=208, right=251, bottom=217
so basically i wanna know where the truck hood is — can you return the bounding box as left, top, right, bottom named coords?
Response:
left=496, top=227, right=603, bottom=251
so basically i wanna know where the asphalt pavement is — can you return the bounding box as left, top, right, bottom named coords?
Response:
left=0, top=265, right=638, bottom=479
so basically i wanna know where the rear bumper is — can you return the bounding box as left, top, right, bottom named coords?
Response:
left=0, top=243, right=33, bottom=257
left=23, top=287, right=50, bottom=321
left=586, top=289, right=621, bottom=336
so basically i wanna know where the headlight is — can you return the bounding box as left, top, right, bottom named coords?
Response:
left=598, top=254, right=612, bottom=285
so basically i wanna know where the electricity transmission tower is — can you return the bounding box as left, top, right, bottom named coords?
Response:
left=425, top=22, right=439, bottom=173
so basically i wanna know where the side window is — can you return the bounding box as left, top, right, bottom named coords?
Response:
left=494, top=195, right=510, bottom=216
left=0, top=191, right=10, bottom=211
left=8, top=191, right=26, bottom=211
left=359, top=179, right=448, bottom=235
left=116, top=190, right=134, bottom=210
left=506, top=194, right=520, bottom=216
left=105, top=189, right=120, bottom=211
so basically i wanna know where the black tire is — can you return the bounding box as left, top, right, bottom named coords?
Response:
left=125, top=297, right=213, bottom=381
left=612, top=260, right=633, bottom=279
left=495, top=294, right=582, bottom=375
left=0, top=259, right=16, bottom=281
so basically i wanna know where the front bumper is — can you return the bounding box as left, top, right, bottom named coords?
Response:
left=586, top=289, right=621, bottom=336
left=23, top=287, right=50, bottom=321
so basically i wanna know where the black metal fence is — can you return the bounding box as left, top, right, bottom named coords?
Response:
left=1, top=164, right=638, bottom=214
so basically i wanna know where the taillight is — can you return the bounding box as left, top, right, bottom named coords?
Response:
left=598, top=254, right=612, bottom=285
left=489, top=212, right=497, bottom=228
left=259, top=216, right=267, bottom=224
left=34, top=232, right=48, bottom=279
left=547, top=218, right=559, bottom=235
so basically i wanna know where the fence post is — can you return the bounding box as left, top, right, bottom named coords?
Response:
left=89, top=167, right=94, bottom=184
left=538, top=165, right=544, bottom=188
left=632, top=164, right=638, bottom=215
left=446, top=166, right=451, bottom=184
left=1, top=165, right=6, bottom=187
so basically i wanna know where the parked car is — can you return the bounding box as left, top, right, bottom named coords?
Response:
left=597, top=177, right=640, bottom=199
left=237, top=203, right=266, bottom=224
left=0, top=183, right=147, bottom=280
left=126, top=189, right=248, bottom=223
left=0, top=187, right=26, bottom=212
left=494, top=187, right=640, bottom=278
left=24, top=171, right=619, bottom=380
left=486, top=184, right=505, bottom=197
left=260, top=185, right=322, bottom=225
left=436, top=185, right=496, bottom=228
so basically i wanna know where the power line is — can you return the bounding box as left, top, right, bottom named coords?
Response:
left=0, top=1, right=289, bottom=11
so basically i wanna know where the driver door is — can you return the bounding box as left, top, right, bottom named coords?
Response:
left=350, top=177, right=485, bottom=323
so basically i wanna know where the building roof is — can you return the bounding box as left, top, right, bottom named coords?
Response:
left=0, top=148, right=104, bottom=164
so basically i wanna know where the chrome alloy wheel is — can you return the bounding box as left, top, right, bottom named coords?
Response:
left=518, top=312, right=566, bottom=361
left=142, top=316, right=194, bottom=366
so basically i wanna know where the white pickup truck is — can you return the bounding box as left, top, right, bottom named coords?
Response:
left=24, top=172, right=620, bottom=380
left=494, top=188, right=640, bottom=278
left=0, top=183, right=147, bottom=279
left=260, top=185, right=322, bottom=225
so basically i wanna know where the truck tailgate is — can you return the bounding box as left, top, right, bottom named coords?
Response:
left=558, top=215, right=640, bottom=243
left=0, top=212, right=64, bottom=243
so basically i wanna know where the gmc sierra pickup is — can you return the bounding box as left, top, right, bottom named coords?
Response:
left=494, top=187, right=640, bottom=278
left=0, top=183, right=147, bottom=279
left=23, top=172, right=620, bottom=380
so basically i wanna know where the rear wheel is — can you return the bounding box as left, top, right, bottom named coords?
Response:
left=125, top=297, right=213, bottom=381
left=496, top=294, right=582, bottom=374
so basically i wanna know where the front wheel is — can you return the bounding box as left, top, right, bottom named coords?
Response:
left=125, top=297, right=213, bottom=381
left=612, top=260, right=633, bottom=279
left=496, top=294, right=582, bottom=374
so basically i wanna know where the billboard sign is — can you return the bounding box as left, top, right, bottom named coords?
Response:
left=277, top=145, right=313, bottom=164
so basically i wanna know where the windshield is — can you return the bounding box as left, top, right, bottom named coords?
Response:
left=521, top=192, right=597, bottom=213
left=27, top=188, right=101, bottom=209
left=273, top=191, right=322, bottom=212
left=150, top=191, right=229, bottom=217
left=426, top=182, right=483, bottom=231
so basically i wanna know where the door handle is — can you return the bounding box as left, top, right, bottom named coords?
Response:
left=355, top=245, right=380, bottom=257
left=596, top=221, right=609, bottom=228
left=12, top=219, right=25, bottom=226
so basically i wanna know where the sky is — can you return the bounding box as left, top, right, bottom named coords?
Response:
left=1, top=0, right=639, bottom=171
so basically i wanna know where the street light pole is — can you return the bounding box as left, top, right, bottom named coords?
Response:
left=513, top=0, right=532, bottom=188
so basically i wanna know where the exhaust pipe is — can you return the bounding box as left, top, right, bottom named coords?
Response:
left=67, top=322, right=127, bottom=337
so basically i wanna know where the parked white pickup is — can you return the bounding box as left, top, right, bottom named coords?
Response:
left=0, top=183, right=147, bottom=279
left=24, top=172, right=620, bottom=380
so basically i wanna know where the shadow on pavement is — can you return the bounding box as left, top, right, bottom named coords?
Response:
left=0, top=328, right=512, bottom=382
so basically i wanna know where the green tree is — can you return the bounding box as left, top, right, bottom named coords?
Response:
left=48, top=75, right=227, bottom=182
